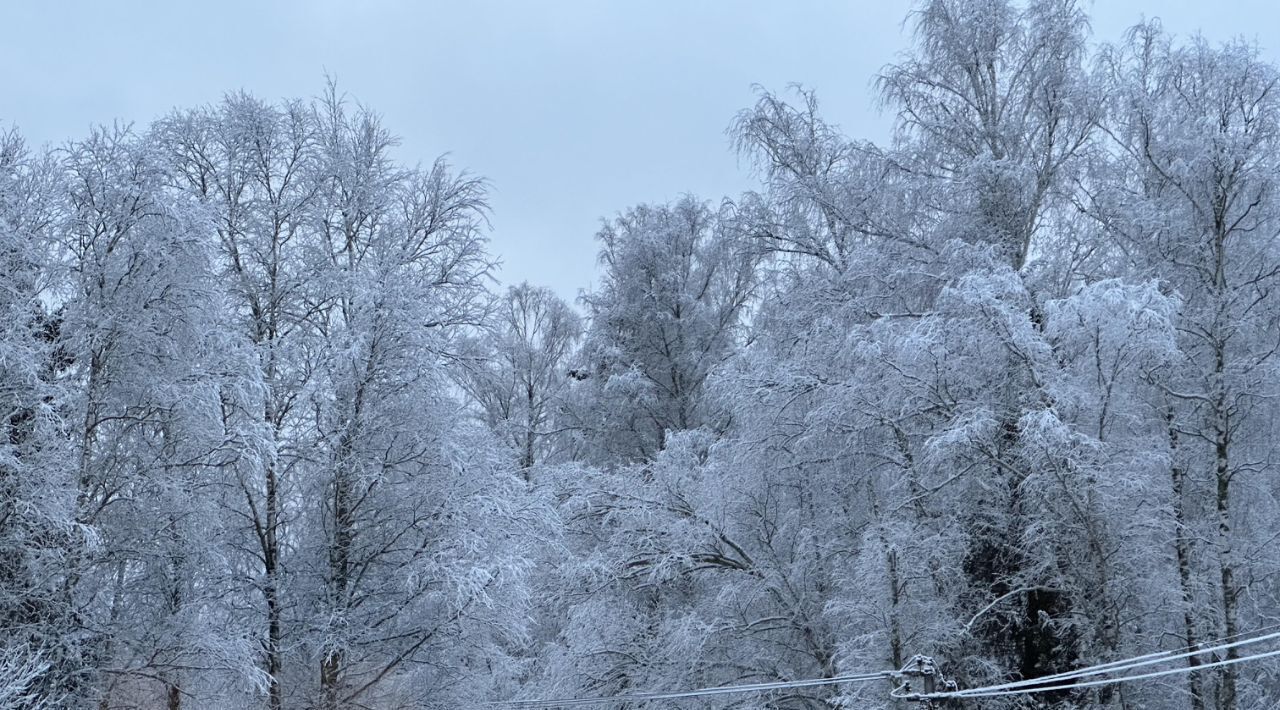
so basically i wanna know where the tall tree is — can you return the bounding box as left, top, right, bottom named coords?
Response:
left=878, top=0, right=1097, bottom=272
left=456, top=282, right=582, bottom=473
left=156, top=94, right=323, bottom=709
left=0, top=126, right=78, bottom=708
left=570, top=196, right=756, bottom=464
left=303, top=88, right=535, bottom=709
left=1094, top=24, right=1280, bottom=709
left=57, top=125, right=261, bottom=708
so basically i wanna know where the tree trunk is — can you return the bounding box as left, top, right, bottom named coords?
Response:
left=321, top=363, right=367, bottom=709
left=264, top=460, right=284, bottom=710
left=321, top=462, right=353, bottom=710
left=165, top=510, right=186, bottom=710
left=1168, top=412, right=1207, bottom=710
left=1214, top=414, right=1238, bottom=710
left=887, top=548, right=904, bottom=672
left=522, top=382, right=536, bottom=475
left=1209, top=228, right=1238, bottom=710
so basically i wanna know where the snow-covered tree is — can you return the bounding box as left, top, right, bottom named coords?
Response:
left=0, top=126, right=79, bottom=709
left=301, top=88, right=535, bottom=709
left=154, top=87, right=542, bottom=709
left=569, top=196, right=757, bottom=465
left=456, top=282, right=582, bottom=473
left=54, top=124, right=262, bottom=708
left=156, top=94, right=323, bottom=709
left=8, top=4, right=1280, bottom=709
left=1091, top=25, right=1280, bottom=708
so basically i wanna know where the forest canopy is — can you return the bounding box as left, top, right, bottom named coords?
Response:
left=2, top=1, right=1279, bottom=708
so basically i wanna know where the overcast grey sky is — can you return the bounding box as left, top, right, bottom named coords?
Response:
left=2, top=1, right=1276, bottom=302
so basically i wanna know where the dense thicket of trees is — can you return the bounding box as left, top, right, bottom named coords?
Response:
left=3, top=1, right=1280, bottom=708
left=1, top=90, right=540, bottom=709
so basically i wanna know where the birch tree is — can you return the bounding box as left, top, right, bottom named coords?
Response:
left=1094, top=25, right=1280, bottom=708
left=302, top=89, right=535, bottom=709
left=156, top=94, right=323, bottom=708
left=456, top=282, right=582, bottom=473
left=56, top=125, right=262, bottom=708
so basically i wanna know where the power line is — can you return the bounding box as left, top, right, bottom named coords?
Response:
left=1160, top=622, right=1280, bottom=654
left=914, top=628, right=1280, bottom=698
left=919, top=645, right=1280, bottom=700
left=495, top=625, right=1280, bottom=707
left=493, top=669, right=894, bottom=707
left=892, top=626, right=1280, bottom=702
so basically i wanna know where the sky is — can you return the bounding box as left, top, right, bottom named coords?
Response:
left=2, top=0, right=1277, bottom=303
